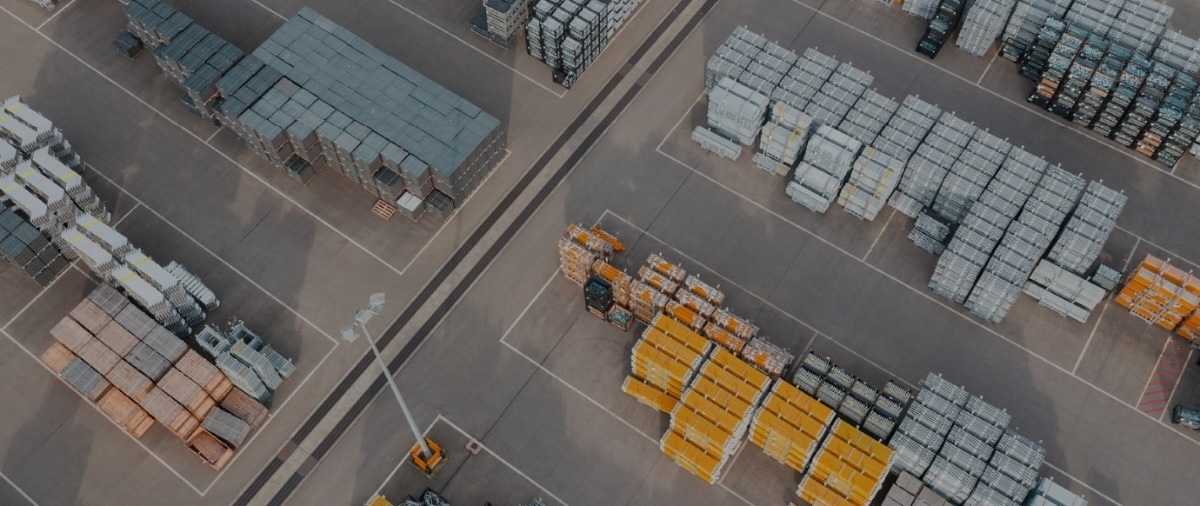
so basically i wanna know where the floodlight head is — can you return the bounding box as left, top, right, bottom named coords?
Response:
left=340, top=324, right=359, bottom=343
left=369, top=293, right=386, bottom=307
left=355, top=309, right=374, bottom=326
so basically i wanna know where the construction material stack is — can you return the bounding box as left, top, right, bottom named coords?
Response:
left=704, top=26, right=768, bottom=94
left=881, top=471, right=954, bottom=506
left=0, top=203, right=70, bottom=285
left=1026, top=477, right=1089, bottom=506
left=740, top=337, right=793, bottom=378
left=125, top=3, right=505, bottom=218
left=525, top=0, right=642, bottom=88
left=706, top=77, right=770, bottom=147
left=753, top=104, right=814, bottom=175
left=837, top=91, right=899, bottom=152
left=903, top=0, right=941, bottom=20
left=788, top=126, right=862, bottom=214
left=1046, top=182, right=1126, bottom=276
left=557, top=223, right=616, bottom=285
left=889, top=374, right=1044, bottom=504
left=1117, top=254, right=1200, bottom=333
left=804, top=63, right=874, bottom=127
left=890, top=113, right=976, bottom=217
left=748, top=380, right=834, bottom=472
left=999, top=0, right=1073, bottom=62
left=917, top=0, right=965, bottom=59
left=42, top=286, right=272, bottom=470
left=837, top=147, right=904, bottom=221
left=909, top=212, right=951, bottom=255
left=798, top=420, right=892, bottom=506
left=194, top=321, right=295, bottom=404
left=791, top=352, right=911, bottom=441
left=621, top=315, right=711, bottom=414
left=955, top=0, right=1017, bottom=57
left=873, top=96, right=942, bottom=166
left=661, top=347, right=770, bottom=484
left=471, top=0, right=534, bottom=47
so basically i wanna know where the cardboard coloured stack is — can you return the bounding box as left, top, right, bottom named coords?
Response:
left=662, top=347, right=770, bottom=484
left=622, top=315, right=711, bottom=413
left=749, top=380, right=835, bottom=472
left=557, top=223, right=615, bottom=285
left=798, top=420, right=892, bottom=506
left=1116, top=254, right=1200, bottom=330
left=590, top=259, right=634, bottom=329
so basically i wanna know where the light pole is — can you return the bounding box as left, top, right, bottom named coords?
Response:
left=341, top=293, right=434, bottom=462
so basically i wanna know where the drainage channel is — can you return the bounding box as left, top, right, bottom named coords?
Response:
left=236, top=0, right=718, bottom=503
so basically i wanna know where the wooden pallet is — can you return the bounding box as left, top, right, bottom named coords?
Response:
left=371, top=199, right=397, bottom=221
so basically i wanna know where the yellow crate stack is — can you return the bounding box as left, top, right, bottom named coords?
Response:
left=704, top=323, right=746, bottom=354
left=711, top=308, right=759, bottom=341
left=1115, top=255, right=1200, bottom=330
left=801, top=420, right=892, bottom=506
left=750, top=380, right=835, bottom=471
left=661, top=347, right=770, bottom=484
left=557, top=224, right=619, bottom=285
left=623, top=317, right=711, bottom=412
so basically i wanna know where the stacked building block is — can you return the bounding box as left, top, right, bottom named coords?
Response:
left=787, top=126, right=862, bottom=214
left=526, top=0, right=642, bottom=88
left=194, top=321, right=294, bottom=404
left=956, top=0, right=1018, bottom=57
left=798, top=420, right=892, bottom=506
left=838, top=147, right=904, bottom=221
left=1026, top=477, right=1089, bottom=506
left=471, top=0, right=533, bottom=47
left=748, top=380, right=835, bottom=472
left=1045, top=181, right=1126, bottom=275
left=661, top=347, right=770, bottom=484
left=890, top=113, right=976, bottom=217
left=706, top=77, right=769, bottom=146
left=1117, top=254, right=1200, bottom=331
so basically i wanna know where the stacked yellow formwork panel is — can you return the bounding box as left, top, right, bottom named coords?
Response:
left=623, top=317, right=711, bottom=412
left=704, top=323, right=746, bottom=354
left=801, top=420, right=892, bottom=506
left=1115, top=255, right=1200, bottom=330
left=557, top=224, right=617, bottom=285
left=711, top=308, right=759, bottom=341
left=749, top=380, right=835, bottom=472
left=662, top=347, right=770, bottom=484
left=666, top=300, right=707, bottom=331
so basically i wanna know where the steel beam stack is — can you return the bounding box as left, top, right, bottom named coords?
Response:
left=838, top=147, right=904, bottom=221
left=798, top=420, right=892, bottom=506
left=471, top=0, right=533, bottom=47
left=904, top=0, right=941, bottom=20
left=1116, top=254, right=1200, bottom=331
left=838, top=90, right=899, bottom=148
left=890, top=113, right=975, bottom=217
left=956, top=0, right=1017, bottom=57
left=0, top=203, right=69, bottom=285
left=1023, top=260, right=1107, bottom=322
left=999, top=0, right=1073, bottom=62
left=128, top=5, right=509, bottom=216
left=749, top=380, right=835, bottom=472
left=661, top=347, right=770, bottom=484
left=707, top=77, right=770, bottom=146
left=788, top=126, right=862, bottom=214
left=1045, top=181, right=1125, bottom=275
left=874, top=96, right=941, bottom=165
left=526, top=0, right=639, bottom=88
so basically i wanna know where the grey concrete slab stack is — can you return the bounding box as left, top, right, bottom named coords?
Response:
left=956, top=0, right=1018, bottom=57
left=186, top=7, right=505, bottom=219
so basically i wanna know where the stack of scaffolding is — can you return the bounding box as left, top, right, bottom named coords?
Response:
left=909, top=212, right=952, bottom=255
left=797, top=420, right=892, bottom=506
left=752, top=104, right=814, bottom=175
left=772, top=48, right=839, bottom=112
left=999, top=0, right=1073, bottom=61
left=966, top=165, right=1082, bottom=323
left=1154, top=31, right=1200, bottom=76
left=903, top=0, right=941, bottom=20
left=622, top=315, right=711, bottom=413
left=1045, top=181, right=1126, bottom=275
left=740, top=336, right=793, bottom=378
left=692, top=127, right=743, bottom=160
left=837, top=91, right=899, bottom=153
left=890, top=113, right=976, bottom=217
left=956, top=0, right=1018, bottom=57
left=557, top=223, right=615, bottom=285
left=791, top=352, right=911, bottom=441
left=124, top=1, right=244, bottom=124
left=804, top=63, right=873, bottom=127
left=930, top=129, right=1012, bottom=224
left=194, top=321, right=294, bottom=404
left=873, top=96, right=941, bottom=165
left=43, top=287, right=265, bottom=470
left=881, top=471, right=955, bottom=506
left=704, top=26, right=769, bottom=94
left=889, top=374, right=1043, bottom=504
left=0, top=203, right=70, bottom=286
left=661, top=347, right=770, bottom=484
left=748, top=380, right=835, bottom=472
left=837, top=147, right=904, bottom=221
left=706, top=77, right=770, bottom=146
left=1027, top=477, right=1090, bottom=506
left=470, top=0, right=533, bottom=47
left=526, top=0, right=641, bottom=88
left=787, top=126, right=862, bottom=214
left=1116, top=254, right=1200, bottom=331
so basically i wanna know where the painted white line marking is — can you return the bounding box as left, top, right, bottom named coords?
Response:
left=976, top=51, right=998, bottom=86
left=0, top=467, right=37, bottom=505
left=1042, top=461, right=1123, bottom=506
left=382, top=0, right=566, bottom=99
left=654, top=137, right=1200, bottom=449
left=204, top=126, right=224, bottom=143
left=864, top=208, right=898, bottom=262
left=0, top=6, right=411, bottom=280
left=249, top=0, right=287, bottom=21
left=2, top=258, right=79, bottom=332
left=1114, top=225, right=1199, bottom=272
left=35, top=0, right=76, bottom=31
left=1160, top=347, right=1194, bottom=422
left=1072, top=300, right=1110, bottom=375
left=786, top=0, right=1200, bottom=194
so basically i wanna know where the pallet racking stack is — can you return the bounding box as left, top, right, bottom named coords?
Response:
left=525, top=0, right=642, bottom=88
left=1116, top=254, right=1200, bottom=331
left=788, top=126, right=863, bottom=214
left=748, top=380, right=834, bottom=472
left=798, top=420, right=892, bottom=506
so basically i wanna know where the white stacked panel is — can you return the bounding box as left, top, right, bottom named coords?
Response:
left=838, top=147, right=904, bottom=220
left=707, top=77, right=769, bottom=145
left=957, top=0, right=1018, bottom=57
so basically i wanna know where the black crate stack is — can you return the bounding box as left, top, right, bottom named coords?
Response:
left=0, top=203, right=70, bottom=286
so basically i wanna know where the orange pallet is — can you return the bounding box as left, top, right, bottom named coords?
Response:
left=647, top=253, right=686, bottom=282
left=622, top=376, right=678, bottom=413
left=639, top=266, right=680, bottom=295
left=664, top=301, right=706, bottom=331
left=683, top=274, right=725, bottom=306
left=41, top=342, right=75, bottom=374
left=704, top=323, right=746, bottom=354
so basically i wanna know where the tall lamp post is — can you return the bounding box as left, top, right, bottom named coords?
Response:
left=341, top=293, right=443, bottom=475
